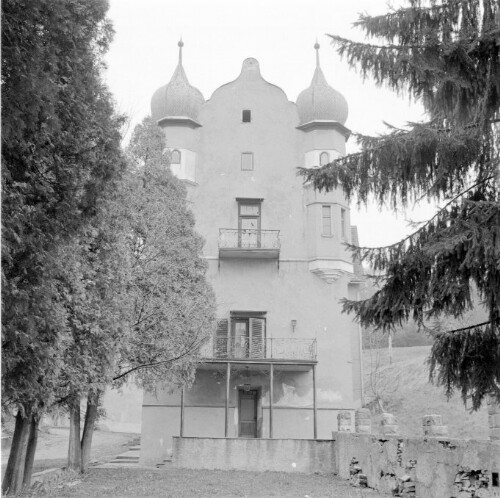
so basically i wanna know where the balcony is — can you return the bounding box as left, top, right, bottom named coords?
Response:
left=218, top=229, right=280, bottom=260
left=203, top=336, right=317, bottom=362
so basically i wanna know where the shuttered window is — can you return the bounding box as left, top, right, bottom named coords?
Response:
left=214, top=319, right=229, bottom=358
left=249, top=318, right=265, bottom=358
left=214, top=314, right=266, bottom=359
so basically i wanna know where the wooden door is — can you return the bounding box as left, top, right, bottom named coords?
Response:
left=238, top=389, right=258, bottom=437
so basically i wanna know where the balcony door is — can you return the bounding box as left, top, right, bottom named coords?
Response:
left=231, top=319, right=249, bottom=358
left=238, top=200, right=261, bottom=248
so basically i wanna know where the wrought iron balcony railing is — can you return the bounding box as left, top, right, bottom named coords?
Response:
left=205, top=337, right=317, bottom=361
left=219, top=229, right=280, bottom=251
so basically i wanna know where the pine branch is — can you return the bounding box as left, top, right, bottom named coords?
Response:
left=327, top=34, right=427, bottom=51
left=343, top=174, right=496, bottom=255
left=438, top=320, right=492, bottom=334
left=429, top=320, right=500, bottom=410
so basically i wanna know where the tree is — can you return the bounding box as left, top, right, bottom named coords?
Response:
left=53, top=203, right=132, bottom=473
left=57, top=117, right=215, bottom=474
left=300, top=0, right=499, bottom=410
left=1, top=0, right=125, bottom=492
left=113, top=117, right=216, bottom=391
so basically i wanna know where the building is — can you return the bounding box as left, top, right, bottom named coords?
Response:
left=140, top=41, right=364, bottom=466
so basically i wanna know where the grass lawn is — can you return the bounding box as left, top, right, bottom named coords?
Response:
left=363, top=346, right=489, bottom=439
left=35, top=467, right=386, bottom=497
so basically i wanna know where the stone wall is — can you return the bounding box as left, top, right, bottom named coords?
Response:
left=172, top=437, right=335, bottom=474
left=333, top=432, right=500, bottom=497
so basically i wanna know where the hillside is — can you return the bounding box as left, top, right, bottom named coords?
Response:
left=362, top=345, right=489, bottom=440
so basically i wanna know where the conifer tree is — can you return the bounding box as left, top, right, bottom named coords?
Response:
left=301, top=0, right=499, bottom=409
left=2, top=0, right=125, bottom=492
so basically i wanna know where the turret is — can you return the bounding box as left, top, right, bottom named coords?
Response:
left=151, top=40, right=204, bottom=184
left=297, top=42, right=354, bottom=283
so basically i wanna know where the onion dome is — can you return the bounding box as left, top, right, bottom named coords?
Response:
left=151, top=40, right=205, bottom=123
left=296, top=42, right=348, bottom=125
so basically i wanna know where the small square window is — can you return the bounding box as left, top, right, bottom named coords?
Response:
left=241, top=152, right=254, bottom=171
left=242, top=110, right=251, bottom=122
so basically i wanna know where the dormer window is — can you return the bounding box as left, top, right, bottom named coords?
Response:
left=242, top=110, right=251, bottom=123
left=319, top=152, right=330, bottom=166
left=171, top=149, right=181, bottom=164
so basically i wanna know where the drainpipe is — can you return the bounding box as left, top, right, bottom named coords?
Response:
left=357, top=287, right=364, bottom=406
left=269, top=363, right=274, bottom=438
left=313, top=364, right=317, bottom=439
left=225, top=362, right=230, bottom=437
left=180, top=387, right=185, bottom=437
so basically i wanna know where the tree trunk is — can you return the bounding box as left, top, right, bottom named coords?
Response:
left=2, top=409, right=31, bottom=495
left=80, top=391, right=100, bottom=472
left=22, top=414, right=40, bottom=489
left=67, top=395, right=81, bottom=471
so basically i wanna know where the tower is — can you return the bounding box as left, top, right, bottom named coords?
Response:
left=140, top=42, right=363, bottom=467
left=151, top=40, right=203, bottom=186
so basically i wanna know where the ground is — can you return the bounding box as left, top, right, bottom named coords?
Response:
left=1, top=427, right=138, bottom=475
left=2, top=427, right=387, bottom=497
left=25, top=467, right=386, bottom=497
left=363, top=345, right=489, bottom=439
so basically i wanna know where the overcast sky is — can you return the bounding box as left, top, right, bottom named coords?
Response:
left=104, top=0, right=437, bottom=247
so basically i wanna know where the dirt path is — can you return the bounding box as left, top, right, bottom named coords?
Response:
left=1, top=427, right=138, bottom=475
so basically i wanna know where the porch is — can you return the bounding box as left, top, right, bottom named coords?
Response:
left=180, top=360, right=319, bottom=439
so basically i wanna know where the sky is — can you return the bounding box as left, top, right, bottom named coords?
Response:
left=104, top=0, right=437, bottom=247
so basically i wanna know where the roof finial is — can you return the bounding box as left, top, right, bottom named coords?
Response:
left=314, top=39, right=320, bottom=68
left=178, top=37, right=184, bottom=65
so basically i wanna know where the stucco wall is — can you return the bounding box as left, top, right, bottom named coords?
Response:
left=334, top=431, right=500, bottom=497
left=142, top=57, right=364, bottom=467
left=172, top=437, right=335, bottom=473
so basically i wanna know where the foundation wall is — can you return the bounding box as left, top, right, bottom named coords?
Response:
left=334, top=431, right=500, bottom=497
left=173, top=437, right=335, bottom=473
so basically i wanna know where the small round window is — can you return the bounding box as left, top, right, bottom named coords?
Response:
left=319, top=152, right=330, bottom=166
left=171, top=149, right=181, bottom=164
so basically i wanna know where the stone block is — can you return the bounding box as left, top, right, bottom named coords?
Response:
left=424, top=425, right=449, bottom=437
left=380, top=424, right=398, bottom=435
left=338, top=411, right=352, bottom=432
left=422, top=414, right=442, bottom=426
left=355, top=408, right=372, bottom=434
left=489, top=427, right=500, bottom=440
left=381, top=412, right=397, bottom=426
left=488, top=413, right=500, bottom=428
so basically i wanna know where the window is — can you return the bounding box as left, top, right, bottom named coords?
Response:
left=241, top=152, right=254, bottom=171
left=341, top=208, right=347, bottom=239
left=238, top=199, right=261, bottom=247
left=214, top=313, right=266, bottom=359
left=242, top=110, right=251, bottom=122
left=171, top=149, right=181, bottom=164
left=322, top=205, right=332, bottom=236
left=320, top=151, right=330, bottom=166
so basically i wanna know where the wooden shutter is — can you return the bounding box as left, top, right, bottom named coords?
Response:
left=249, top=318, right=265, bottom=359
left=214, top=319, right=229, bottom=358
